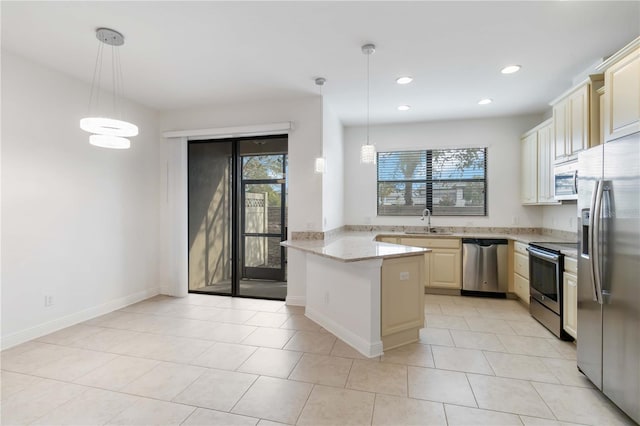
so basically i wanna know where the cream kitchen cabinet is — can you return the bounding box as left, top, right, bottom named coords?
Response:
left=551, top=75, right=604, bottom=161
left=520, top=119, right=557, bottom=205
left=563, top=256, right=578, bottom=339
left=513, top=241, right=530, bottom=304
left=597, top=37, right=640, bottom=142
left=400, top=237, right=461, bottom=289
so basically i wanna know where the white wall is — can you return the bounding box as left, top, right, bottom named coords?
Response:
left=321, top=100, right=344, bottom=231
left=1, top=52, right=161, bottom=348
left=344, top=115, right=545, bottom=228
left=542, top=203, right=579, bottom=233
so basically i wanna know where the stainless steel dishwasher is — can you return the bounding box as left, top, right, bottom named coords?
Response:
left=461, top=238, right=508, bottom=296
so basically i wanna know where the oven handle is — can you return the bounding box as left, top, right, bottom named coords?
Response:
left=592, top=179, right=604, bottom=305
left=526, top=246, right=561, bottom=262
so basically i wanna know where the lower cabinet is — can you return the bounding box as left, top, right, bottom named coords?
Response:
left=513, top=241, right=530, bottom=304
left=381, top=255, right=425, bottom=350
left=400, top=238, right=461, bottom=289
left=563, top=257, right=578, bottom=339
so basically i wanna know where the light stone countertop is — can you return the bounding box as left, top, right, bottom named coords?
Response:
left=283, top=230, right=578, bottom=262
left=281, top=234, right=429, bottom=262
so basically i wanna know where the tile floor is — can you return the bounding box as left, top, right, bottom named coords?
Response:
left=1, top=293, right=635, bottom=425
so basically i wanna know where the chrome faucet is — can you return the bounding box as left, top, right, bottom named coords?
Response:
left=420, top=208, right=432, bottom=233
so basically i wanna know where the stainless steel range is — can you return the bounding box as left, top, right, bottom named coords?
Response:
left=527, top=241, right=577, bottom=341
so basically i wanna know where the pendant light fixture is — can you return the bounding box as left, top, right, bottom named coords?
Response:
left=314, top=77, right=327, bottom=174
left=80, top=28, right=138, bottom=149
left=360, top=43, right=376, bottom=164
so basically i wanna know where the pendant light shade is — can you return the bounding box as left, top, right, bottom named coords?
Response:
left=80, top=28, right=137, bottom=149
left=360, top=43, right=376, bottom=165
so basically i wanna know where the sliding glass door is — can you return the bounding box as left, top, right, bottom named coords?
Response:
left=188, top=136, right=287, bottom=300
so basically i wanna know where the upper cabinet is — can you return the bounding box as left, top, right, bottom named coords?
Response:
left=597, top=37, right=640, bottom=142
left=551, top=75, right=604, bottom=162
left=521, top=119, right=557, bottom=205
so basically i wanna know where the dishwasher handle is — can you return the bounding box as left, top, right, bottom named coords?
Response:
left=462, top=238, right=508, bottom=247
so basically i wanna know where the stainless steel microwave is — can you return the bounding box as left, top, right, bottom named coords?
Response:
left=554, top=161, right=578, bottom=200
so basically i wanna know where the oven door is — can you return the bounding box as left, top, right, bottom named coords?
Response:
left=527, top=246, right=561, bottom=314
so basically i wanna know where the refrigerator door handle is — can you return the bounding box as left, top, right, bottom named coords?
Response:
left=587, top=180, right=599, bottom=302
left=592, top=179, right=604, bottom=305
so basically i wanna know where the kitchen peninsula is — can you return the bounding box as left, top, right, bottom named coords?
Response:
left=282, top=236, right=429, bottom=357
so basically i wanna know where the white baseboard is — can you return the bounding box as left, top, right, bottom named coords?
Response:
left=285, top=295, right=306, bottom=306
left=0, top=287, right=160, bottom=350
left=305, top=306, right=383, bottom=358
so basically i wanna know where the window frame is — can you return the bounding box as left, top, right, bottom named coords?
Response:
left=376, top=147, right=487, bottom=217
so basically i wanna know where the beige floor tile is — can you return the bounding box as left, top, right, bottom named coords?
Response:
left=288, top=353, right=353, bottom=387
left=256, top=420, right=290, bottom=426
left=431, top=345, right=494, bottom=374
left=520, top=415, right=589, bottom=426
left=120, top=299, right=180, bottom=315
left=182, top=408, right=259, bottom=425
left=346, top=359, right=407, bottom=396
left=244, top=312, right=289, bottom=328
left=241, top=327, right=296, bottom=349
left=213, top=308, right=259, bottom=324
left=477, top=306, right=532, bottom=321
left=70, top=327, right=141, bottom=352
left=497, top=334, right=564, bottom=358
left=439, top=304, right=482, bottom=317
left=531, top=382, right=631, bottom=426
left=381, top=343, right=434, bottom=367
left=105, top=397, right=196, bottom=426
left=31, top=347, right=118, bottom=381
left=0, top=378, right=87, bottom=425
left=424, top=295, right=460, bottom=305
left=229, top=298, right=284, bottom=313
left=445, top=404, right=523, bottom=425
left=31, top=387, right=140, bottom=426
left=484, top=351, right=560, bottom=383
left=1, top=342, right=77, bottom=374
left=208, top=322, right=258, bottom=343
left=545, top=339, right=578, bottom=360
left=297, top=384, right=375, bottom=425
left=191, top=342, right=257, bottom=370
left=74, top=355, right=160, bottom=390
left=122, top=362, right=206, bottom=401
left=372, top=394, right=446, bottom=426
left=158, top=317, right=222, bottom=341
left=36, top=324, right=105, bottom=346
left=280, top=314, right=324, bottom=332
left=237, top=347, right=303, bottom=378
left=467, top=373, right=555, bottom=418
left=407, top=366, right=476, bottom=407
left=419, top=328, right=454, bottom=347
left=330, top=339, right=369, bottom=359
left=424, top=303, right=442, bottom=314
left=450, top=329, right=507, bottom=351
left=509, top=319, right=557, bottom=338
left=110, top=332, right=167, bottom=357
left=173, top=368, right=257, bottom=411
left=540, top=358, right=594, bottom=388
left=166, top=304, right=224, bottom=321
left=145, top=335, right=215, bottom=364
left=231, top=376, right=313, bottom=424
left=277, top=304, right=305, bottom=315
left=1, top=371, right=41, bottom=400
left=467, top=317, right=516, bottom=335
left=425, top=314, right=470, bottom=330
left=283, top=330, right=336, bottom=354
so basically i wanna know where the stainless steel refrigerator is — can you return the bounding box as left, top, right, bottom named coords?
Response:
left=577, top=133, right=640, bottom=424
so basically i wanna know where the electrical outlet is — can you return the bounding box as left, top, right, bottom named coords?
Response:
left=399, top=271, right=410, bottom=281
left=44, top=295, right=54, bottom=307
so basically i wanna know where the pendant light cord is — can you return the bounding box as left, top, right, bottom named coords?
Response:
left=366, top=50, right=370, bottom=146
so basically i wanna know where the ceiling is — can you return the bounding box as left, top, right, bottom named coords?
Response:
left=2, top=1, right=639, bottom=125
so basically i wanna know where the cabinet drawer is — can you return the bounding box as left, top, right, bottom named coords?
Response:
left=564, top=256, right=578, bottom=274
left=378, top=236, right=399, bottom=244
left=514, top=252, right=530, bottom=279
left=514, top=241, right=529, bottom=256
left=401, top=237, right=460, bottom=249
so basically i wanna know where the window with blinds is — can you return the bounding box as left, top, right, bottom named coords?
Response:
left=377, top=148, right=487, bottom=216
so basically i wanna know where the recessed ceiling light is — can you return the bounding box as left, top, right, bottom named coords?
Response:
left=396, top=76, right=413, bottom=85
left=397, top=105, right=411, bottom=111
left=501, top=65, right=521, bottom=74
left=478, top=98, right=493, bottom=105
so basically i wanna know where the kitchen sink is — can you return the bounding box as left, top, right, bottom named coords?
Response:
left=404, top=229, right=453, bottom=236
